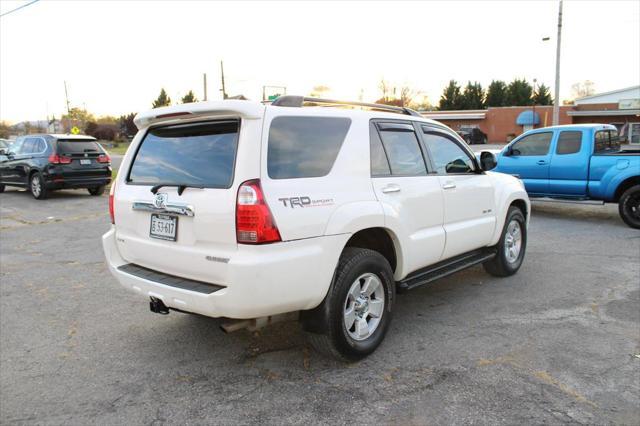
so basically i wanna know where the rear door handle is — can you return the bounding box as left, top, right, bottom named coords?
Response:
left=381, top=184, right=401, bottom=194
left=442, top=181, right=456, bottom=190
left=537, top=160, right=548, bottom=165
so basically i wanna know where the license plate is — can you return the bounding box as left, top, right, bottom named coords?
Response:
left=149, top=214, right=177, bottom=241
left=80, top=159, right=91, bottom=165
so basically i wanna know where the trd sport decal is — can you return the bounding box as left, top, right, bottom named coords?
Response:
left=278, top=196, right=335, bottom=208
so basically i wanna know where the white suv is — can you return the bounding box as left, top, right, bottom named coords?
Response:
left=103, top=96, right=530, bottom=360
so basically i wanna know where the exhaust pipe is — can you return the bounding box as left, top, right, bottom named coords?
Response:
left=149, top=297, right=170, bottom=315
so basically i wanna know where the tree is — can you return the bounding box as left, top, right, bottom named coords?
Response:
left=0, top=121, right=10, bottom=139
left=119, top=113, right=137, bottom=136
left=506, top=78, right=533, bottom=106
left=399, top=86, right=416, bottom=107
left=152, top=88, right=171, bottom=108
left=571, top=80, right=595, bottom=100
left=438, top=80, right=463, bottom=110
left=62, top=107, right=95, bottom=132
left=378, top=79, right=392, bottom=103
left=460, top=81, right=485, bottom=109
left=533, top=83, right=553, bottom=105
left=486, top=80, right=508, bottom=107
left=181, top=90, right=198, bottom=103
left=310, top=85, right=330, bottom=98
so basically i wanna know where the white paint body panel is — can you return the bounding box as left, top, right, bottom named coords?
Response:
left=103, top=100, right=530, bottom=319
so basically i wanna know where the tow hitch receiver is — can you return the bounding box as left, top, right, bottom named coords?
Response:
left=149, top=297, right=170, bottom=315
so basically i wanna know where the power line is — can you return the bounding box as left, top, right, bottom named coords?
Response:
left=0, top=0, right=40, bottom=18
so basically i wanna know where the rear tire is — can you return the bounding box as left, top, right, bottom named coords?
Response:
left=304, top=248, right=395, bottom=361
left=618, top=185, right=640, bottom=229
left=483, top=206, right=527, bottom=277
left=88, top=185, right=105, bottom=196
left=30, top=172, right=47, bottom=200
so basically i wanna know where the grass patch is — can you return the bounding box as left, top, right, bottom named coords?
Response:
left=106, top=143, right=130, bottom=155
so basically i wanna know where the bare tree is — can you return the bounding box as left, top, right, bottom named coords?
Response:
left=571, top=80, right=596, bottom=100
left=310, top=85, right=330, bottom=97
left=400, top=86, right=417, bottom=107
left=378, top=79, right=391, bottom=102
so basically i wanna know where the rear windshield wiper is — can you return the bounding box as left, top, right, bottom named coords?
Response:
left=150, top=183, right=205, bottom=196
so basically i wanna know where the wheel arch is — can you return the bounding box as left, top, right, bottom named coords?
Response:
left=343, top=227, right=401, bottom=274
left=613, top=175, right=640, bottom=202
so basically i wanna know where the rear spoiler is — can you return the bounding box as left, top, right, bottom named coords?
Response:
left=134, top=100, right=264, bottom=129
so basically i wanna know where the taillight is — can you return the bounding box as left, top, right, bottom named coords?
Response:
left=97, top=154, right=110, bottom=163
left=48, top=154, right=72, bottom=164
left=236, top=179, right=281, bottom=244
left=109, top=180, right=116, bottom=224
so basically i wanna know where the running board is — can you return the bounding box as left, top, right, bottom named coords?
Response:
left=397, top=248, right=496, bottom=292
left=530, top=197, right=604, bottom=206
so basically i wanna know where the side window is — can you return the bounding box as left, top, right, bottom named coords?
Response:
left=369, top=123, right=390, bottom=176
left=9, top=138, right=24, bottom=154
left=21, top=138, right=37, bottom=154
left=268, top=116, right=351, bottom=179
left=556, top=131, right=582, bottom=155
left=422, top=131, right=475, bottom=174
left=511, top=132, right=552, bottom=156
left=377, top=124, right=427, bottom=176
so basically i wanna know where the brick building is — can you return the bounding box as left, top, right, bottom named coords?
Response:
left=422, top=85, right=640, bottom=144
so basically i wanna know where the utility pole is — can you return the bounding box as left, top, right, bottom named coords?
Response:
left=553, top=0, right=563, bottom=125
left=63, top=80, right=71, bottom=115
left=203, top=73, right=208, bottom=101
left=532, top=78, right=537, bottom=129
left=220, top=61, right=227, bottom=99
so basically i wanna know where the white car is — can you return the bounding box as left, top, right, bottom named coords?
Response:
left=103, top=96, right=530, bottom=360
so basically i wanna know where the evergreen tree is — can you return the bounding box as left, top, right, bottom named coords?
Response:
left=486, top=80, right=508, bottom=107
left=533, top=83, right=553, bottom=105
left=438, top=80, right=463, bottom=110
left=152, top=88, right=171, bottom=108
left=460, top=81, right=485, bottom=109
left=506, top=78, right=534, bottom=106
left=181, top=90, right=198, bottom=104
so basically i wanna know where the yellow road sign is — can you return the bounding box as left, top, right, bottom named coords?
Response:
left=71, top=126, right=80, bottom=135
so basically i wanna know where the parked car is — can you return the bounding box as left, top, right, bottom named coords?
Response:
left=0, top=134, right=112, bottom=199
left=103, top=96, right=530, bottom=360
left=494, top=124, right=640, bottom=228
left=457, top=127, right=487, bottom=144
left=0, top=139, right=10, bottom=152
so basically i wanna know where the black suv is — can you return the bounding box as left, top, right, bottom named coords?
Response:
left=0, top=134, right=112, bottom=199
left=456, top=127, right=488, bottom=145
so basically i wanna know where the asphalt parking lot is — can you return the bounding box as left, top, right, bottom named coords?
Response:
left=1, top=187, right=639, bottom=425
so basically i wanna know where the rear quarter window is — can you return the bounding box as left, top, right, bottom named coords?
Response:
left=267, top=116, right=351, bottom=179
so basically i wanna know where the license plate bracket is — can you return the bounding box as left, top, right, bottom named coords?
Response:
left=149, top=214, right=178, bottom=241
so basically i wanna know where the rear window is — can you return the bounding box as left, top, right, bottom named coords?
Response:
left=57, top=140, right=102, bottom=155
left=594, top=130, right=621, bottom=153
left=267, top=116, right=351, bottom=179
left=128, top=120, right=239, bottom=189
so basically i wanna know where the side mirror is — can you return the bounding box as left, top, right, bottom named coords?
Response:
left=0, top=149, right=5, bottom=155
left=480, top=151, right=497, bottom=171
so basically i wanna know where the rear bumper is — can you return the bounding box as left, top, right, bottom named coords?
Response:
left=45, top=175, right=111, bottom=189
left=102, top=228, right=349, bottom=319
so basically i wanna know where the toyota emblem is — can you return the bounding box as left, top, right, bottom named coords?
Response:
left=153, top=193, right=168, bottom=209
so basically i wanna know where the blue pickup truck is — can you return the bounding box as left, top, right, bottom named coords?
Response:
left=494, top=124, right=640, bottom=228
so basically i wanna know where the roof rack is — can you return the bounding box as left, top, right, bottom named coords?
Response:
left=270, top=96, right=422, bottom=117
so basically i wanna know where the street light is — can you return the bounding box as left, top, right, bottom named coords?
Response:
left=532, top=78, right=537, bottom=129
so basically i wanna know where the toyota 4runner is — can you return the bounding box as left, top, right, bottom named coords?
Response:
left=103, top=96, right=530, bottom=360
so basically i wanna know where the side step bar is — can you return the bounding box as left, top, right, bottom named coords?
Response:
left=397, top=248, right=496, bottom=292
left=531, top=197, right=604, bottom=206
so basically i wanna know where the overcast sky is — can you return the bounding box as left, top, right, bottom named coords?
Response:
left=1, top=0, right=639, bottom=123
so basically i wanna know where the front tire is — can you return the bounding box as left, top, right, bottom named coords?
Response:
left=30, top=173, right=47, bottom=200
left=618, top=185, right=640, bottom=229
left=88, top=185, right=105, bottom=196
left=304, top=248, right=395, bottom=361
left=483, top=206, right=527, bottom=277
